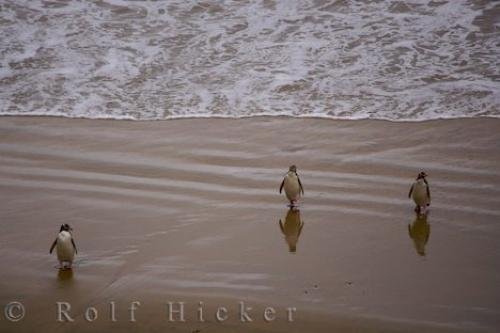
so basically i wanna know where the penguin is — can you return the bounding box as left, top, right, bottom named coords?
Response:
left=279, top=165, right=304, bottom=206
left=50, top=224, right=78, bottom=269
left=408, top=171, right=431, bottom=214
left=279, top=207, right=304, bottom=253
left=408, top=212, right=430, bottom=256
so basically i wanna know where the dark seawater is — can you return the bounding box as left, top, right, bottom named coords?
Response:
left=0, top=0, right=499, bottom=120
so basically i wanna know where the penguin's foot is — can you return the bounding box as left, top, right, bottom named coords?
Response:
left=416, top=206, right=428, bottom=217
left=58, top=262, right=72, bottom=270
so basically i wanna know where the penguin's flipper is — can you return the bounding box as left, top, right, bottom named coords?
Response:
left=71, top=238, right=78, bottom=254
left=408, top=184, right=414, bottom=198
left=49, top=239, right=57, bottom=254
left=279, top=178, right=285, bottom=194
left=279, top=219, right=284, bottom=233
left=297, top=175, right=304, bottom=195
left=298, top=221, right=304, bottom=237
left=425, top=181, right=431, bottom=202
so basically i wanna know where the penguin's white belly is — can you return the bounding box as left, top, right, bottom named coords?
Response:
left=284, top=175, right=300, bottom=201
left=56, top=233, right=75, bottom=262
left=412, top=183, right=429, bottom=206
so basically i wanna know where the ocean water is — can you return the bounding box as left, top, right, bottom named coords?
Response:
left=0, top=0, right=499, bottom=121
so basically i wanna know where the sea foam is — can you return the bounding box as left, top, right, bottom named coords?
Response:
left=0, top=0, right=498, bottom=121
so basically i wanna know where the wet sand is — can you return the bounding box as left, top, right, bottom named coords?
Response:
left=0, top=116, right=499, bottom=332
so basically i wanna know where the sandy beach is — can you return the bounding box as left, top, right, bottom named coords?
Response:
left=0, top=116, right=499, bottom=332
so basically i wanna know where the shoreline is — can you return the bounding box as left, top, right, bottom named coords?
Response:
left=1, top=113, right=499, bottom=123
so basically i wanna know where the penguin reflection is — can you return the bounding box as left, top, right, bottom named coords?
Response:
left=408, top=212, right=430, bottom=256
left=279, top=208, right=304, bottom=253
left=57, top=267, right=74, bottom=282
